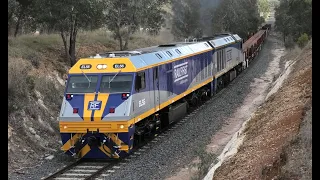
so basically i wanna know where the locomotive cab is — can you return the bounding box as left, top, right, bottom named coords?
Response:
left=59, top=57, right=138, bottom=159
left=62, top=72, right=134, bottom=121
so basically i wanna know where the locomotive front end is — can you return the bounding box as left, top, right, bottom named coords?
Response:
left=59, top=57, right=136, bottom=159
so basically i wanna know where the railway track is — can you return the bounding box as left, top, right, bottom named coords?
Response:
left=42, top=84, right=231, bottom=180
left=42, top=101, right=211, bottom=180
left=42, top=159, right=120, bottom=180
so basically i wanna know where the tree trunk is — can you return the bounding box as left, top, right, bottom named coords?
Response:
left=69, top=31, right=77, bottom=66
left=8, top=12, right=14, bottom=36
left=123, top=33, right=129, bottom=50
left=123, top=40, right=129, bottom=50
left=116, top=26, right=123, bottom=50
left=69, top=37, right=76, bottom=66
left=14, top=9, right=24, bottom=37
left=123, top=27, right=133, bottom=51
left=118, top=35, right=123, bottom=50
left=117, top=4, right=123, bottom=50
left=8, top=22, right=12, bottom=36
left=60, top=31, right=71, bottom=65
left=68, top=19, right=78, bottom=66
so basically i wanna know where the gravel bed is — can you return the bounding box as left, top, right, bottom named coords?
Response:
left=9, top=151, right=76, bottom=180
left=9, top=33, right=286, bottom=180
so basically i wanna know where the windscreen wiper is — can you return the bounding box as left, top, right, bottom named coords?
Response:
left=81, top=69, right=91, bottom=88
left=109, top=70, right=121, bottom=88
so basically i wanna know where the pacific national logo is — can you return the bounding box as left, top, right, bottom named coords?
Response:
left=173, top=62, right=188, bottom=83
left=88, top=101, right=102, bottom=110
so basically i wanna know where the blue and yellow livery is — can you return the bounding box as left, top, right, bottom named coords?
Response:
left=59, top=33, right=246, bottom=159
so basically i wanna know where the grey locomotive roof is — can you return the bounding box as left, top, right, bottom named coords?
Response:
left=87, top=34, right=242, bottom=70
left=135, top=42, right=193, bottom=54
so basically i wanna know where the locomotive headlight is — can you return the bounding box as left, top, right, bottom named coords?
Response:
left=121, top=93, right=130, bottom=100
left=97, top=64, right=107, bottom=69
left=120, top=125, right=124, bottom=129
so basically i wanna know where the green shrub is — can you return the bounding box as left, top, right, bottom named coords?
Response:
left=297, top=33, right=309, bottom=48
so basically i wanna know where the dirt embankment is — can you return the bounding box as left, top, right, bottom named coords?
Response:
left=212, top=41, right=312, bottom=180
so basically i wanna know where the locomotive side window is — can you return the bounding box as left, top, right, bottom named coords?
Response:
left=135, top=72, right=146, bottom=91
left=155, top=53, right=162, bottom=59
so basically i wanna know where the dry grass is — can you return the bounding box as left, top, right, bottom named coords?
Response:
left=8, top=58, right=33, bottom=114
left=8, top=29, right=171, bottom=114
left=34, top=76, right=63, bottom=110
left=8, top=30, right=168, bottom=64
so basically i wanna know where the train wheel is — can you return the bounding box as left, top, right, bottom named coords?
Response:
left=189, top=92, right=200, bottom=107
left=200, top=88, right=210, bottom=101
left=216, top=77, right=224, bottom=92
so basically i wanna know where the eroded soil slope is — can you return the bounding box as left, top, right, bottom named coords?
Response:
left=212, top=41, right=312, bottom=180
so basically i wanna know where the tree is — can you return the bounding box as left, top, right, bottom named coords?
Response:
left=104, top=0, right=166, bottom=50
left=33, top=0, right=105, bottom=66
left=171, top=0, right=202, bottom=40
left=8, top=0, right=35, bottom=37
left=211, top=0, right=262, bottom=39
left=14, top=0, right=32, bottom=36
left=269, top=0, right=280, bottom=7
left=199, top=0, right=222, bottom=36
left=297, top=33, right=309, bottom=48
left=275, top=6, right=292, bottom=42
left=275, top=0, right=312, bottom=43
left=284, top=35, right=294, bottom=50
left=8, top=0, right=19, bottom=36
left=258, top=0, right=270, bottom=19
